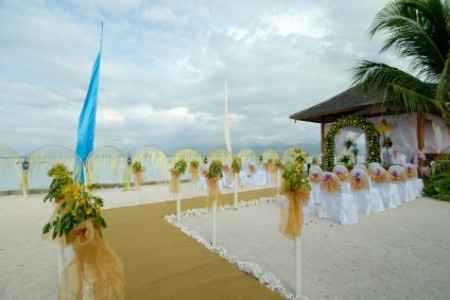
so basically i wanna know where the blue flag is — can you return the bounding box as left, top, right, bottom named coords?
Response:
left=75, top=48, right=102, bottom=183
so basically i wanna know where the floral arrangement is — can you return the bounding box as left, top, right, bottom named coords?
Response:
left=275, top=159, right=284, bottom=170
left=131, top=161, right=144, bottom=174
left=190, top=160, right=199, bottom=170
left=231, top=156, right=242, bottom=173
left=206, top=160, right=223, bottom=179
left=282, top=149, right=310, bottom=194
left=323, top=116, right=380, bottom=171
left=42, top=163, right=124, bottom=299
left=173, top=159, right=187, bottom=175
left=334, top=165, right=350, bottom=182
left=351, top=169, right=369, bottom=191
left=42, top=163, right=106, bottom=240
left=337, top=151, right=356, bottom=170
left=280, top=148, right=310, bottom=240
left=320, top=172, right=341, bottom=193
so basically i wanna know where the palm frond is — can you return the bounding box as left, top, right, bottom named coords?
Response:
left=390, top=83, right=441, bottom=112
left=436, top=57, right=450, bottom=103
left=370, top=0, right=449, bottom=80
left=352, top=60, right=435, bottom=96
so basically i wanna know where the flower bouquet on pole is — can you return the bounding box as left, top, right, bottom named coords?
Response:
left=206, top=160, right=223, bottom=247
left=231, top=156, right=242, bottom=209
left=189, top=160, right=200, bottom=192
left=280, top=149, right=311, bottom=300
left=131, top=161, right=144, bottom=190
left=170, top=159, right=187, bottom=220
left=42, top=163, right=124, bottom=300
left=275, top=159, right=284, bottom=196
left=20, top=158, right=30, bottom=197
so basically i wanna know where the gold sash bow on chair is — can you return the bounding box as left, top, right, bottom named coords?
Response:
left=170, top=170, right=180, bottom=193
left=351, top=172, right=369, bottom=191
left=59, top=220, right=125, bottom=300
left=309, top=173, right=321, bottom=183
left=320, top=173, right=341, bottom=193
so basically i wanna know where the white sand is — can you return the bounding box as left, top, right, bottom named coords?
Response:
left=172, top=198, right=450, bottom=300
left=0, top=182, right=266, bottom=300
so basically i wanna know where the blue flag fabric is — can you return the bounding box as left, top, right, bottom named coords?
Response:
left=75, top=51, right=101, bottom=183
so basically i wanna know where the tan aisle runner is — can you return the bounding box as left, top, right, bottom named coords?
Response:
left=103, top=188, right=283, bottom=300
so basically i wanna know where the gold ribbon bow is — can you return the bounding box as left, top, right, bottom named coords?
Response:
left=207, top=177, right=221, bottom=207
left=59, top=221, right=125, bottom=300
left=351, top=173, right=369, bottom=191
left=280, top=189, right=310, bottom=240
left=170, top=170, right=180, bottom=193
left=190, top=165, right=199, bottom=183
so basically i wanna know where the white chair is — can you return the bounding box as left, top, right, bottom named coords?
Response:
left=405, top=164, right=423, bottom=200
left=352, top=167, right=385, bottom=214
left=333, top=164, right=351, bottom=194
left=368, top=162, right=401, bottom=209
left=319, top=172, right=358, bottom=224
left=308, top=165, right=323, bottom=210
left=388, top=165, right=409, bottom=204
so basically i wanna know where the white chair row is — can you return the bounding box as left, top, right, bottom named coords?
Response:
left=308, top=163, right=423, bottom=225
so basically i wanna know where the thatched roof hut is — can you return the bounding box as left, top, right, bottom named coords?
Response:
left=290, top=85, right=450, bottom=160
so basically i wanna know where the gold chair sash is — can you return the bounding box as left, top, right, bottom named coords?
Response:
left=207, top=177, right=221, bottom=206
left=320, top=175, right=341, bottom=193
left=351, top=174, right=368, bottom=191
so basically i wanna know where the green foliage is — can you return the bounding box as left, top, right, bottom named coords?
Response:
left=275, top=159, right=284, bottom=169
left=282, top=148, right=310, bottom=193
left=344, top=139, right=355, bottom=150
left=190, top=160, right=199, bottom=169
left=207, top=160, right=223, bottom=179
left=42, top=163, right=107, bottom=239
left=423, top=170, right=450, bottom=201
left=231, top=156, right=242, bottom=173
left=132, top=161, right=144, bottom=174
left=353, top=0, right=450, bottom=118
left=323, top=116, right=381, bottom=171
left=174, top=159, right=188, bottom=174
left=44, top=163, right=73, bottom=203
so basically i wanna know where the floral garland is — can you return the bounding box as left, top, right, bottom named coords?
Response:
left=322, top=116, right=380, bottom=171
left=231, top=156, right=242, bottom=173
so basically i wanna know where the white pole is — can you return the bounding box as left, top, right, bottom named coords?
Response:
left=211, top=200, right=217, bottom=247
left=233, top=173, right=238, bottom=209
left=295, top=237, right=308, bottom=300
left=176, top=193, right=181, bottom=221
left=276, top=169, right=281, bottom=197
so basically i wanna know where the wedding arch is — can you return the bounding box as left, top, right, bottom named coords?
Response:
left=322, top=116, right=380, bottom=170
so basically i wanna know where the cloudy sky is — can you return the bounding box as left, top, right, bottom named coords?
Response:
left=0, top=0, right=397, bottom=155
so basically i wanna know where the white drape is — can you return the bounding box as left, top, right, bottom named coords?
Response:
left=425, top=113, right=450, bottom=153
left=224, top=81, right=232, bottom=154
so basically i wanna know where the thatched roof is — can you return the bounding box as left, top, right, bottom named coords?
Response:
left=289, top=85, right=393, bottom=123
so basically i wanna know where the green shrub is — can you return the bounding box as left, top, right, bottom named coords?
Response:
left=423, top=171, right=450, bottom=202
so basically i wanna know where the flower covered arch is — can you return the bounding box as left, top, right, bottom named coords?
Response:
left=322, top=116, right=381, bottom=171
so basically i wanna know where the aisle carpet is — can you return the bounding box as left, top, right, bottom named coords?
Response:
left=103, top=188, right=283, bottom=300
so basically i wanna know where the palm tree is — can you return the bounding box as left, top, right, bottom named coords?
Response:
left=353, top=0, right=450, bottom=120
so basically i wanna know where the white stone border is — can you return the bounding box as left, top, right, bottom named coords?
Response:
left=164, top=196, right=296, bottom=299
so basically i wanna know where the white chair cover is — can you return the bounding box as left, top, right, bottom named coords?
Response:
left=318, top=172, right=359, bottom=224
left=308, top=165, right=323, bottom=209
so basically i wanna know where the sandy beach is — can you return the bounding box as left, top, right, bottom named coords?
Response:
left=1, top=182, right=449, bottom=300
left=171, top=197, right=450, bottom=299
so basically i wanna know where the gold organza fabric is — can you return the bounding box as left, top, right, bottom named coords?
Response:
left=320, top=176, right=341, bottom=193
left=190, top=166, right=199, bottom=183
left=280, top=190, right=310, bottom=240
left=369, top=169, right=391, bottom=183
left=133, top=171, right=144, bottom=189
left=335, top=170, right=349, bottom=182
left=207, top=177, right=221, bottom=206
left=59, top=221, right=125, bottom=300
left=170, top=170, right=180, bottom=193
left=309, top=173, right=321, bottom=183
left=406, top=166, right=418, bottom=178
left=351, top=174, right=369, bottom=191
